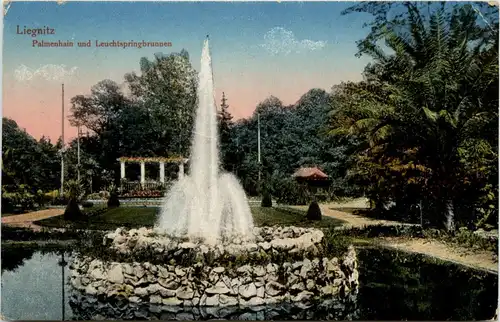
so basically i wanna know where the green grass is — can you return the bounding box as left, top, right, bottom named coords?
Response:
left=253, top=207, right=345, bottom=228
left=35, top=207, right=159, bottom=230
left=99, top=207, right=158, bottom=226
left=34, top=206, right=345, bottom=231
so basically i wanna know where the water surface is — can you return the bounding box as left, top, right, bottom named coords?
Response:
left=1, top=245, right=497, bottom=320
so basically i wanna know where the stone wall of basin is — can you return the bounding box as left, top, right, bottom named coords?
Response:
left=69, top=226, right=359, bottom=308
left=103, top=226, right=327, bottom=258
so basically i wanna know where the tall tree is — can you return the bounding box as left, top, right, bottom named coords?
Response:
left=217, top=92, right=234, bottom=171
left=333, top=2, right=499, bottom=229
left=125, top=51, right=198, bottom=157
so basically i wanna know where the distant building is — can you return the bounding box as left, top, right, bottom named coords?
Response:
left=292, top=166, right=331, bottom=197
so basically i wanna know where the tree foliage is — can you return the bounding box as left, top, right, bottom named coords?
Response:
left=227, top=90, right=354, bottom=197
left=331, top=2, right=499, bottom=230
left=68, top=49, right=197, bottom=186
left=217, top=92, right=234, bottom=171
left=2, top=118, right=61, bottom=193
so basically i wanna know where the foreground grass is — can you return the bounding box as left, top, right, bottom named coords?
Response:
left=34, top=206, right=345, bottom=231
left=253, top=207, right=345, bottom=228
left=34, top=207, right=158, bottom=230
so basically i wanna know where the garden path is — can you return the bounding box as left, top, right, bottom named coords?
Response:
left=289, top=198, right=416, bottom=228
left=290, top=198, right=498, bottom=273
left=1, top=208, right=63, bottom=231
left=380, top=237, right=498, bottom=273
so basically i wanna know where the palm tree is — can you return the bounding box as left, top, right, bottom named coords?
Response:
left=331, top=3, right=498, bottom=230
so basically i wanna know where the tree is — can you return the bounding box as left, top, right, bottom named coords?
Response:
left=2, top=118, right=60, bottom=193
left=69, top=80, right=131, bottom=137
left=125, top=51, right=198, bottom=157
left=217, top=92, right=234, bottom=171
left=333, top=2, right=499, bottom=230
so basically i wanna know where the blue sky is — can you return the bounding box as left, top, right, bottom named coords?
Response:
left=3, top=1, right=374, bottom=140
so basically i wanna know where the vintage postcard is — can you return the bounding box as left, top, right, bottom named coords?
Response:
left=1, top=1, right=498, bottom=320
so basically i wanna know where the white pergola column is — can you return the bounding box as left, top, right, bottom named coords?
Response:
left=120, top=162, right=126, bottom=179
left=159, top=162, right=165, bottom=183
left=178, top=162, right=185, bottom=179
left=140, top=161, right=145, bottom=187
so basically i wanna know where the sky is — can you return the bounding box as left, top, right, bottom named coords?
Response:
left=3, top=1, right=374, bottom=142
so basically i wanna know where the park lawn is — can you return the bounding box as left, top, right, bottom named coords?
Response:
left=35, top=207, right=159, bottom=230
left=252, top=207, right=345, bottom=228
left=35, top=206, right=345, bottom=230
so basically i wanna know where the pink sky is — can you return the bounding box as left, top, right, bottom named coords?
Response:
left=3, top=70, right=362, bottom=143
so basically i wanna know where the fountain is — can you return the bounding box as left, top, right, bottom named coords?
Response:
left=157, top=37, right=254, bottom=245
left=68, top=38, right=360, bottom=317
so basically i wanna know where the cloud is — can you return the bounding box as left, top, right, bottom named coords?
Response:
left=260, top=27, right=327, bottom=55
left=14, top=64, right=79, bottom=82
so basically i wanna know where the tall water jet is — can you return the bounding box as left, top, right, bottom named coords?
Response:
left=157, top=38, right=255, bottom=245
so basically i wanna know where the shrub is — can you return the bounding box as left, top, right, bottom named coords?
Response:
left=2, top=185, right=37, bottom=212
left=51, top=196, right=69, bottom=206
left=35, top=190, right=47, bottom=208
left=1, top=194, right=14, bottom=213
left=306, top=201, right=322, bottom=221
left=64, top=198, right=83, bottom=221
left=120, top=190, right=163, bottom=198
left=65, top=180, right=84, bottom=202
left=81, top=201, right=94, bottom=208
left=270, top=174, right=311, bottom=205
left=86, top=193, right=103, bottom=200
left=261, top=192, right=272, bottom=207
left=107, top=192, right=120, bottom=208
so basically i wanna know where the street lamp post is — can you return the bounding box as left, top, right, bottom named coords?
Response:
left=257, top=112, right=261, bottom=186
left=60, top=83, right=65, bottom=197
left=77, top=125, right=81, bottom=183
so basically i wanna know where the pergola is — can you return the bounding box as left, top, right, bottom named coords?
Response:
left=117, top=156, right=189, bottom=186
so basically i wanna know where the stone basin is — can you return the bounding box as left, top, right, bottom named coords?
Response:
left=69, top=226, right=359, bottom=308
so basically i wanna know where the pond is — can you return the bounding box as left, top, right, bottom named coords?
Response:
left=1, top=245, right=497, bottom=320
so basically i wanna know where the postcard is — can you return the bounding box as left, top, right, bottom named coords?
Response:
left=1, top=1, right=498, bottom=321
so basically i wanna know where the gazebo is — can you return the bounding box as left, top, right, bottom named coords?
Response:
left=117, top=156, right=189, bottom=190
left=292, top=166, right=330, bottom=195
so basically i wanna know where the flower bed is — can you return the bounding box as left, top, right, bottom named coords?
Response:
left=120, top=190, right=164, bottom=198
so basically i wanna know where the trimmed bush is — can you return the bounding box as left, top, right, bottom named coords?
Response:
left=261, top=192, right=272, bottom=207
left=64, top=199, right=83, bottom=221
left=107, top=192, right=120, bottom=208
left=306, top=201, right=322, bottom=221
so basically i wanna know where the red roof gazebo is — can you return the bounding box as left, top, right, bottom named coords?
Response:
left=292, top=166, right=330, bottom=196
left=292, top=167, right=329, bottom=181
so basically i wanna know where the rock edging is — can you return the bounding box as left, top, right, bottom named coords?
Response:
left=70, top=227, right=359, bottom=308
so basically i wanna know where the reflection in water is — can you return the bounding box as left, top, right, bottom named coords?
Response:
left=1, top=246, right=497, bottom=320
left=1, top=249, right=72, bottom=320
left=1, top=244, right=37, bottom=272
left=69, top=292, right=358, bottom=321
left=357, top=247, right=498, bottom=321
left=59, top=252, right=69, bottom=320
